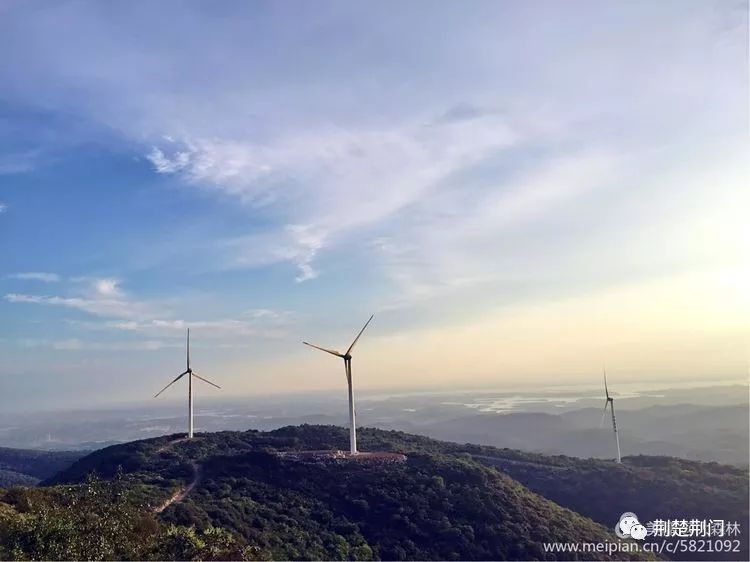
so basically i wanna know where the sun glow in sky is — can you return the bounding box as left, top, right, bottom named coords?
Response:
left=0, top=1, right=747, bottom=411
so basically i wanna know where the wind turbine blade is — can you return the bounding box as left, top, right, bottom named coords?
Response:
left=154, top=370, right=189, bottom=398
left=187, top=328, right=190, bottom=370
left=191, top=371, right=221, bottom=389
left=599, top=401, right=609, bottom=428
left=303, top=341, right=344, bottom=358
left=603, top=367, right=609, bottom=399
left=345, top=314, right=374, bottom=356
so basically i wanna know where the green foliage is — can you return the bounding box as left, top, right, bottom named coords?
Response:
left=15, top=425, right=745, bottom=560
left=0, top=471, right=250, bottom=561
left=0, top=447, right=82, bottom=483
left=470, top=450, right=748, bottom=561
left=154, top=524, right=257, bottom=561
left=47, top=426, right=657, bottom=560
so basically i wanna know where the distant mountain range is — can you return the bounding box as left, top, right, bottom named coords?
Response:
left=403, top=403, right=749, bottom=466
left=1, top=425, right=745, bottom=560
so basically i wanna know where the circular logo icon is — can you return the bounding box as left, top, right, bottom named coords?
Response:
left=616, top=512, right=642, bottom=539
left=630, top=523, right=648, bottom=540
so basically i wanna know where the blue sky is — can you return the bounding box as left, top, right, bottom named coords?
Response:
left=0, top=1, right=747, bottom=411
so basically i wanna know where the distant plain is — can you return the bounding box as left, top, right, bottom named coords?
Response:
left=3, top=380, right=746, bottom=466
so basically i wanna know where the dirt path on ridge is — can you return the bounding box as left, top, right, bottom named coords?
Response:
left=153, top=460, right=201, bottom=513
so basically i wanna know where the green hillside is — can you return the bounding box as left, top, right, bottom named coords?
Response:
left=457, top=446, right=749, bottom=561
left=0, top=473, right=252, bottom=560
left=469, top=448, right=748, bottom=528
left=6, top=425, right=745, bottom=560
left=38, top=425, right=652, bottom=561
left=0, top=447, right=83, bottom=485
left=0, top=470, right=37, bottom=489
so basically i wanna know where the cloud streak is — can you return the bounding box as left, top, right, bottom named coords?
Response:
left=7, top=272, right=61, bottom=282
left=107, top=318, right=289, bottom=339
left=5, top=276, right=293, bottom=341
left=374, top=150, right=621, bottom=303
left=4, top=292, right=155, bottom=320
left=18, top=338, right=182, bottom=351
left=149, top=111, right=519, bottom=280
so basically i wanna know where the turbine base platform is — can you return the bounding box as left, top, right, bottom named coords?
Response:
left=275, top=450, right=407, bottom=464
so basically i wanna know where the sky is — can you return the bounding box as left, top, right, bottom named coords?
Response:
left=0, top=0, right=747, bottom=412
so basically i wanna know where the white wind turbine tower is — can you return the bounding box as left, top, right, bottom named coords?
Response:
left=303, top=315, right=374, bottom=455
left=154, top=329, right=221, bottom=439
left=599, top=368, right=622, bottom=463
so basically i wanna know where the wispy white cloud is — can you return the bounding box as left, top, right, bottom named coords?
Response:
left=8, top=297, right=289, bottom=339
left=7, top=272, right=61, bottom=282
left=220, top=225, right=327, bottom=282
left=0, top=202, right=6, bottom=214
left=374, top=150, right=620, bottom=305
left=107, top=318, right=289, bottom=339
left=146, top=146, right=191, bottom=174
left=3, top=1, right=742, bottom=298
left=245, top=308, right=289, bottom=320
left=18, top=338, right=181, bottom=351
left=375, top=143, right=749, bottom=315
left=4, top=276, right=161, bottom=319
left=5, top=276, right=292, bottom=340
left=4, top=292, right=155, bottom=320
left=150, top=111, right=519, bottom=280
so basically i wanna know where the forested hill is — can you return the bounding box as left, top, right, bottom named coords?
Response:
left=472, top=449, right=748, bottom=531
left=14, top=425, right=652, bottom=561
left=33, top=425, right=743, bottom=560
left=461, top=446, right=749, bottom=561
left=2, top=425, right=746, bottom=560
left=0, top=447, right=83, bottom=487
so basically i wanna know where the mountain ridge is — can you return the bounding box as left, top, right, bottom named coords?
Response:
left=33, top=425, right=657, bottom=560
left=28, top=425, right=743, bottom=560
left=0, top=447, right=83, bottom=487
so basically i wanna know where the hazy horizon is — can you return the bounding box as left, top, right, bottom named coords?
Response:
left=2, top=374, right=747, bottom=416
left=2, top=380, right=747, bottom=469
left=1, top=0, right=748, bottom=412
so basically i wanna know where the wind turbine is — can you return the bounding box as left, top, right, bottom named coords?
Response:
left=154, top=329, right=221, bottom=439
left=599, top=368, right=622, bottom=463
left=303, top=315, right=374, bottom=455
